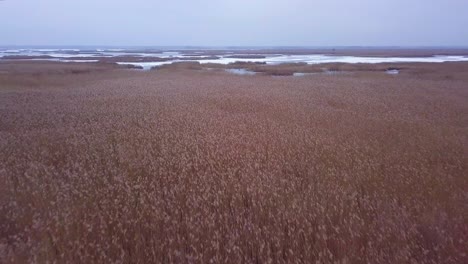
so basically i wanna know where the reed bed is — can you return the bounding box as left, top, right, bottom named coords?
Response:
left=1, top=63, right=467, bottom=263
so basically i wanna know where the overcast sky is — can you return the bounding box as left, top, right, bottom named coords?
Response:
left=1, top=0, right=467, bottom=46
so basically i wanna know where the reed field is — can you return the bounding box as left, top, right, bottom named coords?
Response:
left=1, top=61, right=467, bottom=263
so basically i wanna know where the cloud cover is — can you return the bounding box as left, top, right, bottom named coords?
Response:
left=1, top=0, right=467, bottom=46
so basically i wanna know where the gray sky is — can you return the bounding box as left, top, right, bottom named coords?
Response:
left=1, top=0, right=467, bottom=46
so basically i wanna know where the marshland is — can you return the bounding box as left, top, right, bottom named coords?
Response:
left=1, top=57, right=467, bottom=263
left=2, top=0, right=468, bottom=262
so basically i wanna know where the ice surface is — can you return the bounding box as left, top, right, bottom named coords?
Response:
left=225, top=69, right=256, bottom=75
left=116, top=61, right=175, bottom=70
left=2, top=49, right=468, bottom=68
left=386, top=69, right=400, bottom=75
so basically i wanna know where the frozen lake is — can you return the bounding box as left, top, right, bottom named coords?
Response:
left=2, top=48, right=468, bottom=70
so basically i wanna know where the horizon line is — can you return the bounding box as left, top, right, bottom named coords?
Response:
left=1, top=45, right=468, bottom=49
